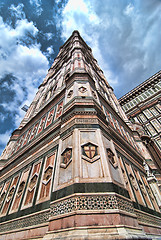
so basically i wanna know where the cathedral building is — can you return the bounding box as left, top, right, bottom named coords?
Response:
left=119, top=72, right=161, bottom=190
left=0, top=31, right=161, bottom=240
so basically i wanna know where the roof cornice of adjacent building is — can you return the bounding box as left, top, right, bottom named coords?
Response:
left=119, top=70, right=161, bottom=104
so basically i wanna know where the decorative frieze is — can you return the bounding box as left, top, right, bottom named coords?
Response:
left=11, top=99, right=64, bottom=156
left=135, top=210, right=161, bottom=227
left=0, top=210, right=49, bottom=233
left=50, top=194, right=134, bottom=217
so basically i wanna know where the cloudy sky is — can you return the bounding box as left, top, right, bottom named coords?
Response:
left=0, top=0, right=161, bottom=155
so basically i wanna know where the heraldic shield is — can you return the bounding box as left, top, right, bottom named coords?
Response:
left=60, top=148, right=72, bottom=169
left=84, top=144, right=96, bottom=159
left=82, top=142, right=100, bottom=163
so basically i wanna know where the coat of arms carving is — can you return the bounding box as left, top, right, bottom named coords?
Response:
left=67, top=89, right=73, bottom=98
left=107, top=148, right=118, bottom=168
left=78, top=86, right=87, bottom=93
left=82, top=142, right=100, bottom=163
left=60, top=148, right=72, bottom=169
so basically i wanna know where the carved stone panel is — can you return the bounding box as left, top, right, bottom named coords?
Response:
left=129, top=173, right=138, bottom=191
left=23, top=162, right=41, bottom=207
left=55, top=101, right=63, bottom=120
left=38, top=153, right=56, bottom=201
left=29, top=175, right=38, bottom=192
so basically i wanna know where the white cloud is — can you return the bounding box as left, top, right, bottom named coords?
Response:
left=9, top=3, right=25, bottom=19
left=45, top=32, right=53, bottom=40
left=0, top=15, right=49, bottom=128
left=61, top=0, right=117, bottom=85
left=124, top=3, right=134, bottom=16
left=29, top=0, right=43, bottom=16
left=47, top=46, right=54, bottom=55
left=0, top=131, right=11, bottom=145
left=0, top=112, right=6, bottom=122
left=61, top=0, right=161, bottom=97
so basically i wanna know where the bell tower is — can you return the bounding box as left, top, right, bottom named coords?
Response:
left=0, top=31, right=161, bottom=240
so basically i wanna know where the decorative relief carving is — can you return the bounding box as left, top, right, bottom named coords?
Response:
left=60, top=148, right=72, bottom=168
left=121, top=168, right=128, bottom=184
left=50, top=194, right=134, bottom=217
left=38, top=153, right=56, bottom=201
left=11, top=169, right=30, bottom=213
left=0, top=181, right=10, bottom=208
left=0, top=211, right=49, bottom=233
left=17, top=181, right=25, bottom=197
left=82, top=142, right=100, bottom=163
left=46, top=109, right=55, bottom=128
left=1, top=176, right=19, bottom=215
left=78, top=86, right=87, bottom=93
left=129, top=174, right=138, bottom=191
left=107, top=148, right=118, bottom=168
left=7, top=187, right=15, bottom=202
left=29, top=175, right=38, bottom=192
left=55, top=101, right=63, bottom=119
left=67, top=89, right=73, bottom=98
left=135, top=210, right=161, bottom=226
left=38, top=116, right=46, bottom=134
left=146, top=185, right=154, bottom=200
left=0, top=192, right=5, bottom=207
left=29, top=123, right=39, bottom=141
left=23, top=162, right=41, bottom=206
left=138, top=180, right=147, bottom=196
left=43, top=167, right=52, bottom=183
left=92, top=90, right=97, bottom=99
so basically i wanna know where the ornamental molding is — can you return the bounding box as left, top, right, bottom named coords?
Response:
left=50, top=194, right=134, bottom=217
left=0, top=210, right=49, bottom=233
left=135, top=209, right=161, bottom=227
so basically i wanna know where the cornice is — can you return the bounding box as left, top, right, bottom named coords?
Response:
left=119, top=70, right=161, bottom=104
